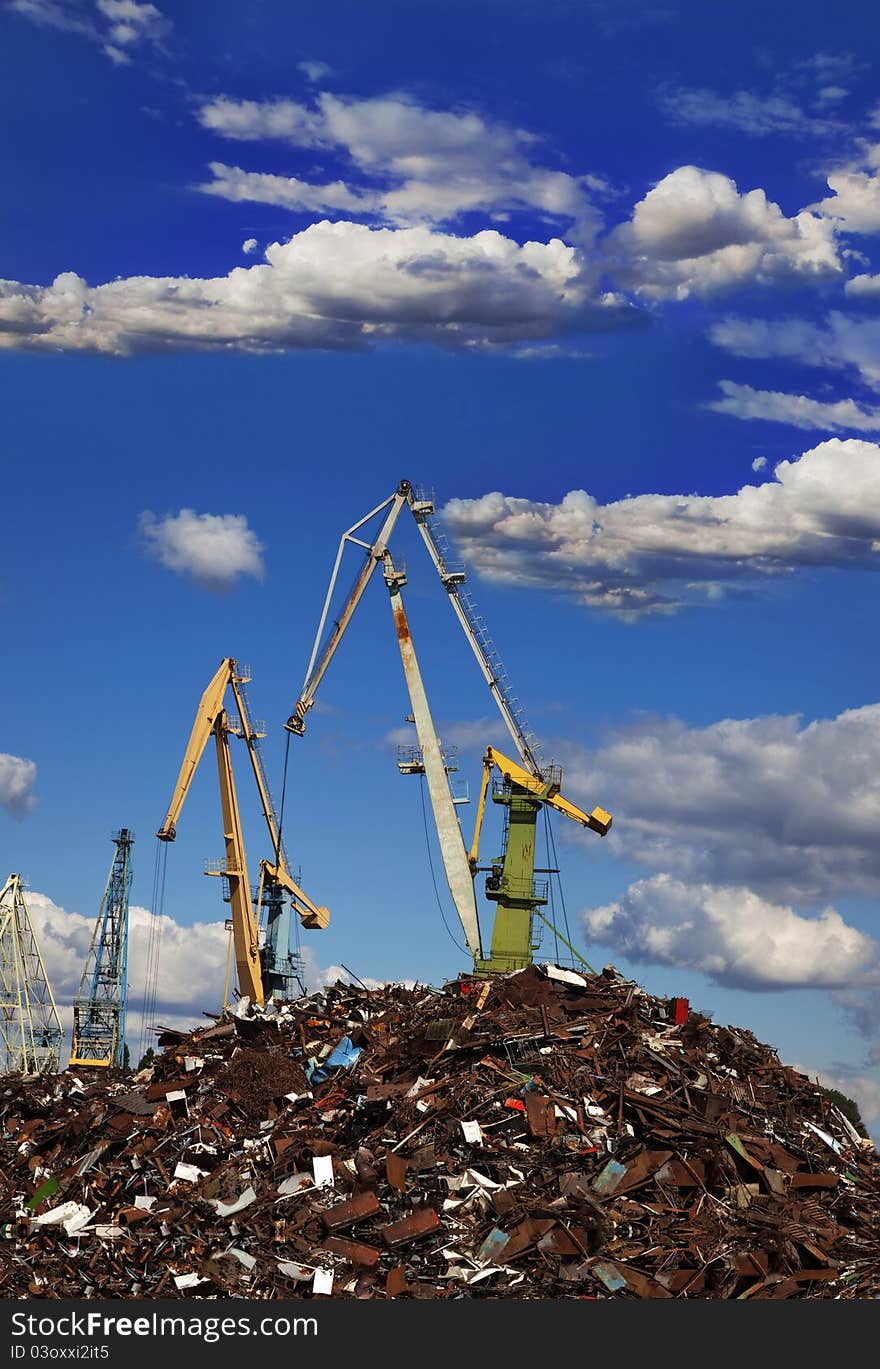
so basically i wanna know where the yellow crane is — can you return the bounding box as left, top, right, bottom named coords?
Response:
left=158, top=657, right=329, bottom=1006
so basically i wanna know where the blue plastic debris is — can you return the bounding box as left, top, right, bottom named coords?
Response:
left=306, top=1035, right=362, bottom=1084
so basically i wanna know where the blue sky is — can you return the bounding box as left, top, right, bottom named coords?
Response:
left=3, top=0, right=880, bottom=1136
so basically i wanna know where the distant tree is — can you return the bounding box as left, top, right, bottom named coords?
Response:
left=122, top=1043, right=130, bottom=1071
left=819, top=1086, right=868, bottom=1138
left=137, top=1046, right=155, bottom=1071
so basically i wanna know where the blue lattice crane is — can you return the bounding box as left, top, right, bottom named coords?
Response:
left=69, top=829, right=133, bottom=1069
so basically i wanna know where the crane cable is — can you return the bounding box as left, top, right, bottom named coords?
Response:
left=275, top=729, right=306, bottom=997
left=139, top=837, right=167, bottom=1061
left=543, top=804, right=576, bottom=965
left=419, top=772, right=467, bottom=956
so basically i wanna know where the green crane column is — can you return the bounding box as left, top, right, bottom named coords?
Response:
left=474, top=782, right=545, bottom=975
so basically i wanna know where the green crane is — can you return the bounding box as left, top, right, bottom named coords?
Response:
left=286, top=479, right=611, bottom=975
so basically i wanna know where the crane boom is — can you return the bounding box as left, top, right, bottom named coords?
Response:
left=383, top=556, right=483, bottom=960
left=287, top=481, right=411, bottom=737
left=469, top=747, right=611, bottom=862
left=411, top=505, right=542, bottom=774
left=158, top=657, right=230, bottom=843
left=159, top=657, right=329, bottom=1007
left=228, top=673, right=329, bottom=933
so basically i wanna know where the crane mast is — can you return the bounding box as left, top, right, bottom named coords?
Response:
left=0, top=874, right=63, bottom=1073
left=70, top=829, right=133, bottom=1069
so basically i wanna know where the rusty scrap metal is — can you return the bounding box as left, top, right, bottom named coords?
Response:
left=1, top=963, right=878, bottom=1299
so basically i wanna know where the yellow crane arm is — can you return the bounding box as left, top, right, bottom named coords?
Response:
left=468, top=754, right=493, bottom=869
left=156, top=658, right=264, bottom=1005
left=469, top=746, right=612, bottom=867
left=157, top=658, right=233, bottom=841
left=228, top=673, right=330, bottom=932
left=212, top=719, right=263, bottom=1004
left=261, top=861, right=330, bottom=930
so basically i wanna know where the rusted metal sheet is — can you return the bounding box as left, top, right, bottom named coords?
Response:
left=321, top=1236, right=380, bottom=1267
left=381, top=1208, right=440, bottom=1247
left=319, top=1191, right=381, bottom=1231
left=525, top=1092, right=555, bottom=1138
left=385, top=1150, right=408, bottom=1192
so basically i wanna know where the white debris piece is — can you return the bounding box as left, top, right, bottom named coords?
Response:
left=30, top=1202, right=93, bottom=1235
left=209, top=1186, right=257, bottom=1217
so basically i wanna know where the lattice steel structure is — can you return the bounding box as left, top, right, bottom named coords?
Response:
left=69, top=829, right=133, bottom=1069
left=0, top=873, right=63, bottom=1073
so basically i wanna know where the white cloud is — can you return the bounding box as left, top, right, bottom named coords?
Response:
left=0, top=753, right=38, bottom=817
left=202, top=163, right=370, bottom=216
left=801, top=1059, right=880, bottom=1143
left=442, top=438, right=880, bottom=618
left=197, top=91, right=603, bottom=242
left=582, top=873, right=880, bottom=991
left=609, top=167, right=842, bottom=300
left=297, top=59, right=332, bottom=84
left=810, top=147, right=880, bottom=234
left=711, top=311, right=880, bottom=390
left=846, top=272, right=880, bottom=297
left=11, top=0, right=170, bottom=61
left=566, top=703, right=880, bottom=903
left=241, top=237, right=258, bottom=256
left=752, top=456, right=767, bottom=471
left=24, top=885, right=402, bottom=1062
left=384, top=715, right=509, bottom=755
left=816, top=85, right=849, bottom=106
left=709, top=379, right=880, bottom=432
left=0, top=223, right=631, bottom=355
left=656, top=85, right=840, bottom=139
left=139, top=508, right=265, bottom=591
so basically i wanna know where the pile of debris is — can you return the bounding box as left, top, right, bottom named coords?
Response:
left=2, top=964, right=878, bottom=1299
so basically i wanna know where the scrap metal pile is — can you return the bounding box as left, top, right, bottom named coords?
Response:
left=2, top=964, right=878, bottom=1299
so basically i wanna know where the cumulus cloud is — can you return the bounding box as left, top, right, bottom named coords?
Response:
left=709, top=379, right=880, bottom=432
left=139, top=509, right=265, bottom=591
left=0, top=223, right=632, bottom=355
left=810, top=145, right=880, bottom=234
left=656, top=85, right=841, bottom=139
left=0, top=753, right=38, bottom=817
left=24, top=884, right=402, bottom=1059
left=582, top=874, right=880, bottom=991
left=608, top=167, right=842, bottom=300
left=241, top=237, right=258, bottom=255
left=197, top=91, right=603, bottom=242
left=752, top=456, right=767, bottom=471
left=565, top=704, right=880, bottom=903
left=10, top=0, right=170, bottom=63
left=846, top=272, right=880, bottom=297
left=442, top=438, right=880, bottom=618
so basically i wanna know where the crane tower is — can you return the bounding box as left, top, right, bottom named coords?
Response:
left=0, top=873, right=63, bottom=1073
left=69, top=829, right=133, bottom=1069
